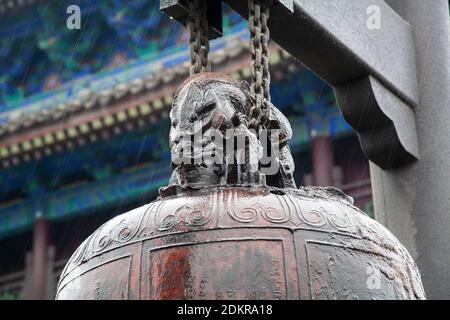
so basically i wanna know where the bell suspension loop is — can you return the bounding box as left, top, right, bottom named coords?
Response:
left=187, top=0, right=211, bottom=75
left=248, top=0, right=272, bottom=130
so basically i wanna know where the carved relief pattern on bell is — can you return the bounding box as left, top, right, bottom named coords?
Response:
left=57, top=187, right=425, bottom=300
left=56, top=73, right=425, bottom=300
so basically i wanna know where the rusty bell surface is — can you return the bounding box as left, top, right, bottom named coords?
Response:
left=56, top=73, right=425, bottom=300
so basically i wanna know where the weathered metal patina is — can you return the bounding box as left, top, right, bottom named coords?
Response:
left=56, top=73, right=425, bottom=300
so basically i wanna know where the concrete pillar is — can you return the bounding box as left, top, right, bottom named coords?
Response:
left=311, top=135, right=334, bottom=186
left=31, top=218, right=50, bottom=300
left=371, top=0, right=450, bottom=299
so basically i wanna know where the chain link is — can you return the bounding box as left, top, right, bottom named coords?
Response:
left=248, top=0, right=271, bottom=129
left=187, top=0, right=211, bottom=75
left=186, top=0, right=271, bottom=127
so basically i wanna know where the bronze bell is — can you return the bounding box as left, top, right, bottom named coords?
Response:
left=56, top=73, right=425, bottom=300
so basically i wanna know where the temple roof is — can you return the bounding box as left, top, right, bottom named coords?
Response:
left=0, top=30, right=253, bottom=136
left=0, top=0, right=254, bottom=167
left=0, top=1, right=246, bottom=109
left=0, top=0, right=351, bottom=237
left=0, top=30, right=307, bottom=168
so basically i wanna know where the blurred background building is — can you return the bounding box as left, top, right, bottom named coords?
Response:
left=0, top=0, right=374, bottom=299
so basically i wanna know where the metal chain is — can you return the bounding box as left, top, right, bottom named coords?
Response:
left=187, top=0, right=211, bottom=75
left=248, top=0, right=271, bottom=129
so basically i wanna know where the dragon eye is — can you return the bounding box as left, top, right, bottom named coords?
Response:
left=196, top=100, right=216, bottom=117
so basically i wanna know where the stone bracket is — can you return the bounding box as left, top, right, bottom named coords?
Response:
left=334, top=76, right=419, bottom=169
left=221, top=0, right=420, bottom=169
left=160, top=0, right=420, bottom=169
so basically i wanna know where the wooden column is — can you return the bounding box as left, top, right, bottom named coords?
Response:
left=31, top=218, right=50, bottom=300
left=311, top=135, right=334, bottom=187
